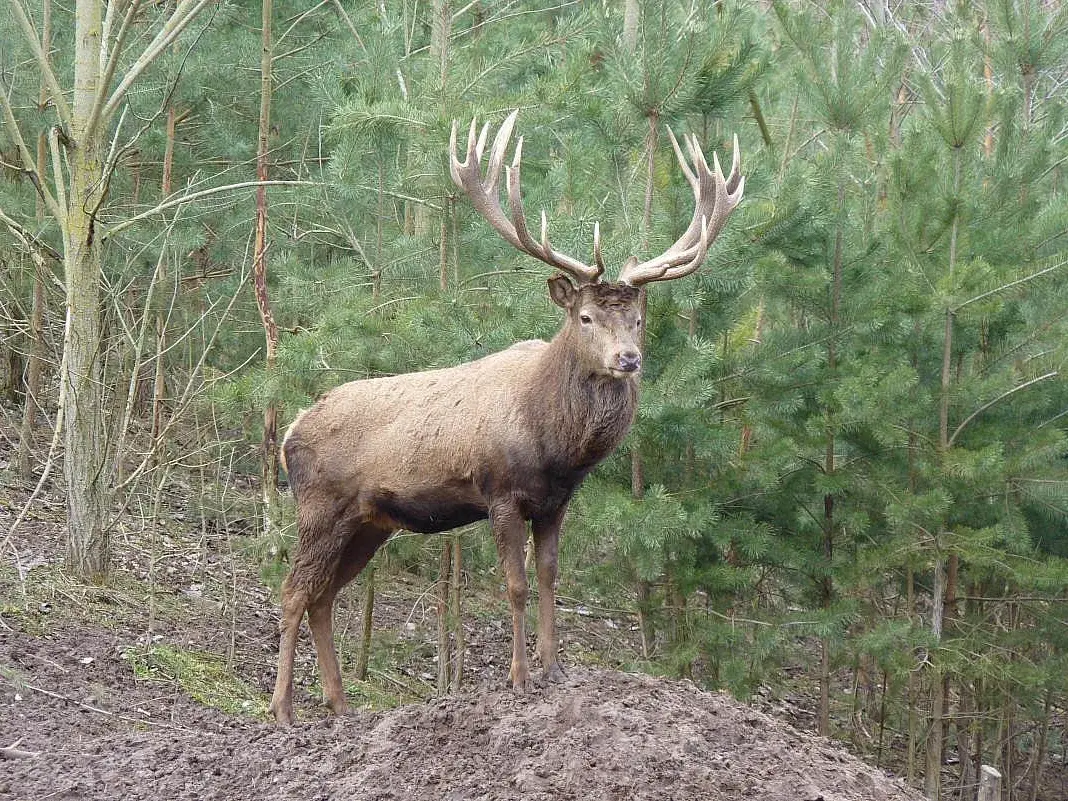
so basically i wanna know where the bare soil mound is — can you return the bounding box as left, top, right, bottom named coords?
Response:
left=2, top=625, right=920, bottom=801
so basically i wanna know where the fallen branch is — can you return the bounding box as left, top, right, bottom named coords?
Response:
left=1, top=740, right=41, bottom=759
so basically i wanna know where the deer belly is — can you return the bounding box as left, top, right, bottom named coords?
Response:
left=374, top=487, right=487, bottom=533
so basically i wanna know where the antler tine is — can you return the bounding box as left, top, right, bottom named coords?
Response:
left=726, top=133, right=742, bottom=194
left=593, top=222, right=606, bottom=278
left=504, top=130, right=602, bottom=283
left=451, top=110, right=603, bottom=285
left=667, top=127, right=696, bottom=187
left=619, top=130, right=743, bottom=287
left=485, top=110, right=517, bottom=193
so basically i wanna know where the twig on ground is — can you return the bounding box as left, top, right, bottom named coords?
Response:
left=1, top=739, right=41, bottom=759
left=1, top=677, right=198, bottom=733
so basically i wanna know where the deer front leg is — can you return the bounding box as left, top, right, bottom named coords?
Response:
left=491, top=502, right=530, bottom=692
left=533, top=508, right=566, bottom=683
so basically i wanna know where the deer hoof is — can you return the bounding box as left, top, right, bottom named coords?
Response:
left=543, top=662, right=567, bottom=684
left=326, top=698, right=351, bottom=717
left=509, top=669, right=532, bottom=693
left=269, top=701, right=295, bottom=727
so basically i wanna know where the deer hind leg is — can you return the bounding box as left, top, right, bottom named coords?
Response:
left=491, top=502, right=530, bottom=692
left=306, top=524, right=391, bottom=717
left=269, top=575, right=310, bottom=726
left=269, top=512, right=351, bottom=725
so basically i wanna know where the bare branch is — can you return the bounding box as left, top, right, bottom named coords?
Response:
left=0, top=206, right=61, bottom=262
left=102, top=179, right=317, bottom=241
left=7, top=0, right=72, bottom=131
left=1, top=744, right=41, bottom=760
left=1, top=306, right=70, bottom=551
left=112, top=274, right=250, bottom=497
left=949, top=372, right=1059, bottom=448
left=98, top=0, right=217, bottom=129
left=276, top=0, right=331, bottom=50
left=112, top=213, right=179, bottom=480
left=0, top=82, right=64, bottom=223
left=331, top=0, right=367, bottom=55
left=88, top=0, right=145, bottom=142
left=953, top=259, right=1068, bottom=313
left=47, top=126, right=69, bottom=236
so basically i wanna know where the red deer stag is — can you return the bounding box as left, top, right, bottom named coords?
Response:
left=269, top=110, right=743, bottom=725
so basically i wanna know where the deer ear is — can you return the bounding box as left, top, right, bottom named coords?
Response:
left=547, top=274, right=577, bottom=309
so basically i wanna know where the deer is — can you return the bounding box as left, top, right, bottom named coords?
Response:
left=268, top=110, right=743, bottom=725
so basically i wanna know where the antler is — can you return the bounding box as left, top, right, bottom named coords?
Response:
left=449, top=109, right=605, bottom=285
left=617, top=130, right=744, bottom=287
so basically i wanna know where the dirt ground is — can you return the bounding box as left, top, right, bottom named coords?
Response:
left=0, top=430, right=923, bottom=801
left=1, top=619, right=922, bottom=801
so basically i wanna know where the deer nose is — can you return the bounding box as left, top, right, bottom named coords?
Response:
left=617, top=351, right=642, bottom=373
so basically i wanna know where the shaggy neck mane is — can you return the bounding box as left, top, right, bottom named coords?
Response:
left=525, top=323, right=638, bottom=472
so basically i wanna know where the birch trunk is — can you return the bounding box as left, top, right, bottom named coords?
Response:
left=65, top=0, right=110, bottom=579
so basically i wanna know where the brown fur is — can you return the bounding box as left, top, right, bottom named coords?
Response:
left=269, top=279, right=643, bottom=724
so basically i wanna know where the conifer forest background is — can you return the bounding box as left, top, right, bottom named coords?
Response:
left=3, top=1, right=1068, bottom=799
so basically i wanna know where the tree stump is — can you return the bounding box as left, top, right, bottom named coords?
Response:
left=977, top=765, right=1001, bottom=801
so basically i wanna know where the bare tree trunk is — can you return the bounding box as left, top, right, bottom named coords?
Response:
left=373, top=159, right=384, bottom=299
left=907, top=566, right=918, bottom=785
left=17, top=251, right=46, bottom=480
left=65, top=0, right=110, bottom=580
left=926, top=556, right=946, bottom=800
left=412, top=0, right=452, bottom=238
left=926, top=146, right=963, bottom=801
left=450, top=532, right=464, bottom=689
left=978, top=765, right=1002, bottom=801
left=436, top=539, right=453, bottom=695
left=622, top=0, right=639, bottom=54
left=636, top=578, right=654, bottom=658
left=818, top=178, right=845, bottom=738
left=253, top=0, right=280, bottom=535
left=1028, top=688, right=1052, bottom=801
left=17, top=1, right=52, bottom=480
left=355, top=561, right=375, bottom=681
left=152, top=105, right=182, bottom=458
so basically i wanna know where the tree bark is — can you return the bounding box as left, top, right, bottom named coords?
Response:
left=152, top=105, right=182, bottom=456
left=17, top=0, right=52, bottom=481
left=355, top=562, right=375, bottom=681
left=450, top=532, right=464, bottom=689
left=436, top=539, right=453, bottom=695
left=253, top=0, right=280, bottom=535
left=65, top=0, right=110, bottom=580
left=622, top=0, right=639, bottom=54
left=16, top=251, right=46, bottom=480
left=819, top=177, right=846, bottom=737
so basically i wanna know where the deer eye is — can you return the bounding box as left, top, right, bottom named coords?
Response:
left=580, top=314, right=593, bottom=324
left=636, top=317, right=643, bottom=328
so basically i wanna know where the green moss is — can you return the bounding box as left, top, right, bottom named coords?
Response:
left=126, top=644, right=268, bottom=717
left=342, top=678, right=405, bottom=710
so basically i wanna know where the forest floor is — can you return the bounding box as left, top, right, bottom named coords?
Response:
left=0, top=426, right=924, bottom=801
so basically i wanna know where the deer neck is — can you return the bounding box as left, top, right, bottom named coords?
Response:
left=529, top=329, right=638, bottom=471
